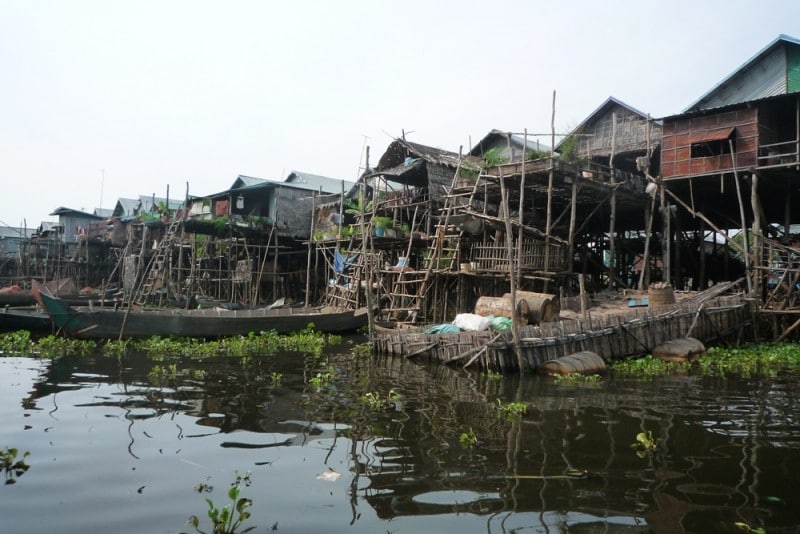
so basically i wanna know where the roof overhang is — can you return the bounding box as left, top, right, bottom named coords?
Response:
left=688, top=127, right=736, bottom=144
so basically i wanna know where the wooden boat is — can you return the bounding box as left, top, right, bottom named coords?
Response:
left=0, top=279, right=114, bottom=307
left=33, top=281, right=368, bottom=339
left=0, top=307, right=54, bottom=334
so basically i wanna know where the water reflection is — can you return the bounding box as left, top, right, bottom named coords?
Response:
left=1, top=346, right=799, bottom=533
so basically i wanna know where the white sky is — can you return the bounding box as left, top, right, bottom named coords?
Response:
left=1, top=0, right=798, bottom=228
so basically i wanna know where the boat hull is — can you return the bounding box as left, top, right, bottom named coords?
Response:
left=34, top=282, right=367, bottom=339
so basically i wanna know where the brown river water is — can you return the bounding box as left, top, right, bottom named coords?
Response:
left=1, top=339, right=799, bottom=533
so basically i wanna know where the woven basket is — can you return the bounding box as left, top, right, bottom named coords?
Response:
left=648, top=283, right=676, bottom=308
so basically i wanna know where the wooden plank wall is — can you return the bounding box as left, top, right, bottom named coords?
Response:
left=662, top=107, right=758, bottom=179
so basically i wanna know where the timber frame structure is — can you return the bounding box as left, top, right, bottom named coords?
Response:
left=661, top=92, right=800, bottom=339
left=317, top=136, right=654, bottom=327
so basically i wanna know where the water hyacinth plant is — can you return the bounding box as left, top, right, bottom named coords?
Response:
left=185, top=471, right=255, bottom=534
left=2, top=447, right=31, bottom=484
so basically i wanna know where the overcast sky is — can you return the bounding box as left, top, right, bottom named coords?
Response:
left=1, top=0, right=798, bottom=228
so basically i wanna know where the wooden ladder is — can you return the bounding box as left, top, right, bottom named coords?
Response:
left=325, top=214, right=378, bottom=310
left=388, top=155, right=478, bottom=325
left=138, top=214, right=184, bottom=305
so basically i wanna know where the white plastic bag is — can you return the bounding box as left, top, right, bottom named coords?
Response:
left=452, top=313, right=491, bottom=331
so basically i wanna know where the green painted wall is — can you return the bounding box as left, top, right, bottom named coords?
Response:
left=787, top=45, right=800, bottom=93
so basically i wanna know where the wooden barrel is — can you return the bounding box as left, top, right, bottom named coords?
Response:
left=537, top=351, right=607, bottom=376
left=474, top=295, right=530, bottom=325
left=652, top=337, right=706, bottom=363
left=505, top=291, right=560, bottom=324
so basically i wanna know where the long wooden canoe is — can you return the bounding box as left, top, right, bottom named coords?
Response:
left=33, top=281, right=368, bottom=339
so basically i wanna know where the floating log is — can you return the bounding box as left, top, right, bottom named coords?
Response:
left=652, top=337, right=706, bottom=363
left=537, top=351, right=607, bottom=376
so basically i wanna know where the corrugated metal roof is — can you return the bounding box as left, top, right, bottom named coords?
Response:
left=49, top=206, right=104, bottom=219
left=285, top=170, right=354, bottom=194
left=230, top=175, right=268, bottom=189
left=470, top=129, right=551, bottom=157
left=685, top=34, right=800, bottom=112
left=93, top=208, right=114, bottom=218
left=0, top=226, right=35, bottom=239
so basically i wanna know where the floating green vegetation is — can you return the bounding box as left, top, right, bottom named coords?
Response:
left=34, top=335, right=96, bottom=357
left=130, top=325, right=339, bottom=361
left=309, top=366, right=335, bottom=391
left=0, top=330, right=33, bottom=356
left=148, top=363, right=179, bottom=384
left=480, top=370, right=503, bottom=381
left=697, top=343, right=800, bottom=377
left=186, top=471, right=255, bottom=534
left=0, top=331, right=95, bottom=358
left=612, top=343, right=800, bottom=379
left=102, top=339, right=131, bottom=358
left=611, top=355, right=688, bottom=379
left=349, top=342, right=373, bottom=358
left=553, top=372, right=602, bottom=383
left=630, top=430, right=661, bottom=458
left=360, top=391, right=385, bottom=410
left=732, top=523, right=765, bottom=534
left=359, top=389, right=401, bottom=411
left=2, top=447, right=31, bottom=485
left=459, top=428, right=478, bottom=449
left=269, top=372, right=283, bottom=387
left=496, top=400, right=529, bottom=420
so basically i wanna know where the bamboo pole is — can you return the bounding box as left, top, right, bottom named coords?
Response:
left=500, top=172, right=525, bottom=371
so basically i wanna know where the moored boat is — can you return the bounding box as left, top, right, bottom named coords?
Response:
left=33, top=281, right=368, bottom=339
left=0, top=306, right=54, bottom=334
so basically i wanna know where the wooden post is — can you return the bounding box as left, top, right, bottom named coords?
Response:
left=272, top=231, right=279, bottom=302
left=730, top=140, right=752, bottom=294
left=638, top=190, right=656, bottom=289
left=698, top=219, right=707, bottom=290
left=517, top=128, right=527, bottom=281
left=785, top=178, right=791, bottom=237
left=567, top=177, right=578, bottom=273
left=665, top=188, right=745, bottom=255
left=543, top=90, right=556, bottom=291
left=608, top=112, right=617, bottom=288
left=304, top=189, right=318, bottom=308
left=674, top=210, right=682, bottom=289
left=660, top=175, right=670, bottom=283
left=578, top=272, right=588, bottom=318
left=501, top=171, right=525, bottom=371
left=750, top=173, right=762, bottom=301
left=361, top=149, right=376, bottom=347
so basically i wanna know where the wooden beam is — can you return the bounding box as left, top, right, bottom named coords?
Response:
left=664, top=188, right=745, bottom=255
